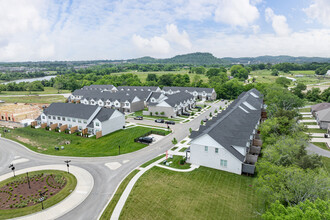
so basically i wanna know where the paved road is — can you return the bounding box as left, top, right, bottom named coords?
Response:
left=307, top=143, right=330, bottom=158
left=0, top=101, right=224, bottom=220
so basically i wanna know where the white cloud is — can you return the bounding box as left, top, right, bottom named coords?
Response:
left=265, top=8, right=291, bottom=36
left=214, top=0, right=259, bottom=27
left=251, top=25, right=260, bottom=34
left=304, top=0, right=330, bottom=27
left=132, top=34, right=170, bottom=55
left=163, top=24, right=192, bottom=49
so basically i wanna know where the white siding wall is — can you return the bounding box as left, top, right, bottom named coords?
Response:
left=190, top=134, right=243, bottom=175
left=99, top=110, right=125, bottom=136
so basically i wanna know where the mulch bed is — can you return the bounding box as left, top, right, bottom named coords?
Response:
left=0, top=173, right=67, bottom=209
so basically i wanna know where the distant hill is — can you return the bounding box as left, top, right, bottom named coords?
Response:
left=128, top=52, right=225, bottom=65
left=222, top=55, right=330, bottom=64
left=127, top=53, right=330, bottom=65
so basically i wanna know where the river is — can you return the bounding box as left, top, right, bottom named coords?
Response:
left=1, top=75, right=57, bottom=84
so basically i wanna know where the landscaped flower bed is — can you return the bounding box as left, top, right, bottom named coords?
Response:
left=0, top=173, right=67, bottom=210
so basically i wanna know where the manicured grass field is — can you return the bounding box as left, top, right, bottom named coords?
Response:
left=179, top=147, right=187, bottom=152
left=306, top=128, right=328, bottom=134
left=160, top=155, right=190, bottom=169
left=120, top=166, right=262, bottom=219
left=100, top=170, right=140, bottom=220
left=140, top=154, right=165, bottom=168
left=2, top=126, right=170, bottom=157
left=131, top=110, right=183, bottom=122
left=0, top=95, right=66, bottom=104
left=301, top=122, right=317, bottom=125
left=0, top=170, right=76, bottom=219
left=0, top=87, right=70, bottom=96
left=311, top=142, right=330, bottom=151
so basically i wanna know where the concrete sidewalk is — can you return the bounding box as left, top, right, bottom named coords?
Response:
left=156, top=164, right=199, bottom=172
left=0, top=165, right=94, bottom=220
left=110, top=156, right=165, bottom=220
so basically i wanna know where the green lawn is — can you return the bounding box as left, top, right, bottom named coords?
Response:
left=0, top=95, right=66, bottom=104
left=131, top=110, right=182, bottom=122
left=2, top=126, right=170, bottom=157
left=100, top=170, right=140, bottom=220
left=0, top=170, right=76, bottom=219
left=306, top=128, right=327, bottom=134
left=0, top=87, right=70, bottom=96
left=120, top=166, right=262, bottom=219
left=321, top=157, right=330, bottom=173
left=140, top=154, right=165, bottom=168
left=301, top=122, right=317, bottom=125
left=179, top=147, right=188, bottom=152
left=171, top=147, right=178, bottom=151
left=311, top=142, right=329, bottom=151
left=160, top=155, right=190, bottom=169
left=299, top=107, right=311, bottom=113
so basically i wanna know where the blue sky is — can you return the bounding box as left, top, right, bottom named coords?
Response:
left=0, top=0, right=330, bottom=61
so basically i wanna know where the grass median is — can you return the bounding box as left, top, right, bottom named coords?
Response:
left=2, top=126, right=170, bottom=157
left=0, top=170, right=76, bottom=220
left=100, top=169, right=139, bottom=220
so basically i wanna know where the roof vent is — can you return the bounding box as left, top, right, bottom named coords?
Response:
left=250, top=92, right=259, bottom=98
left=239, top=106, right=249, bottom=113
left=243, top=101, right=256, bottom=110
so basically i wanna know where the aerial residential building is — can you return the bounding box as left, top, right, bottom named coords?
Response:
left=162, top=86, right=216, bottom=101
left=188, top=89, right=264, bottom=175
left=37, top=103, right=125, bottom=136
left=145, top=92, right=196, bottom=118
left=311, top=103, right=330, bottom=116
left=315, top=108, right=330, bottom=129
left=117, top=86, right=161, bottom=92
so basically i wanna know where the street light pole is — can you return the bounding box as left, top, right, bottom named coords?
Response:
left=118, top=145, right=120, bottom=155
left=26, top=172, right=31, bottom=189
left=9, top=164, right=15, bottom=177
left=64, top=160, right=71, bottom=173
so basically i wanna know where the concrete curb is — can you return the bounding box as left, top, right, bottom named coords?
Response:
left=0, top=164, right=94, bottom=220
left=155, top=164, right=199, bottom=172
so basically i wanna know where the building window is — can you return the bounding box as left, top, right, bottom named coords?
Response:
left=215, top=148, right=219, bottom=153
left=220, top=159, right=227, bottom=168
left=83, top=120, right=87, bottom=124
left=42, top=116, right=45, bottom=119
left=95, top=122, right=100, bottom=127
left=53, top=116, right=56, bottom=120
left=67, top=118, right=71, bottom=122
left=57, top=116, right=61, bottom=120
left=73, top=119, right=76, bottom=122
left=48, top=116, right=51, bottom=119
left=78, top=120, right=82, bottom=123
left=62, top=117, right=65, bottom=121
left=204, top=146, right=208, bottom=152
left=78, top=126, right=82, bottom=130
left=125, top=103, right=129, bottom=106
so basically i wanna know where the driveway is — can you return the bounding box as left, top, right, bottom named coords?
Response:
left=0, top=100, right=224, bottom=220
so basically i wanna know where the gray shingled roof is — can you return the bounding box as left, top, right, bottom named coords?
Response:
left=163, top=93, right=194, bottom=107
left=162, top=86, right=214, bottom=93
left=81, top=85, right=116, bottom=91
left=94, top=108, right=116, bottom=122
left=72, top=89, right=91, bottom=96
left=190, top=88, right=262, bottom=162
left=117, top=86, right=159, bottom=92
left=43, top=103, right=99, bottom=120
left=311, top=103, right=330, bottom=114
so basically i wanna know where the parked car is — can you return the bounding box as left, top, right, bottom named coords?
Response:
left=138, top=136, right=154, bottom=144
left=155, top=119, right=164, bottom=123
left=195, top=106, right=202, bottom=109
left=165, top=121, right=175, bottom=125
left=203, top=118, right=208, bottom=122
left=182, top=112, right=191, bottom=116
left=134, top=116, right=143, bottom=120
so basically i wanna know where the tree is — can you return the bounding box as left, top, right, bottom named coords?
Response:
left=306, top=88, right=321, bottom=102
left=194, top=66, right=206, bottom=74
left=271, top=69, right=279, bottom=76
left=292, top=83, right=306, bottom=98
left=146, top=73, right=158, bottom=82
left=262, top=199, right=330, bottom=220
left=275, top=77, right=291, bottom=88
left=53, top=81, right=64, bottom=93
left=230, top=65, right=244, bottom=76
left=206, top=68, right=220, bottom=78
left=321, top=87, right=330, bottom=102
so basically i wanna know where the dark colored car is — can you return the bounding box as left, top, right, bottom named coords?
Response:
left=134, top=116, right=143, bottom=120
left=203, top=118, right=208, bottom=122
left=165, top=121, right=175, bottom=125
left=155, top=119, right=164, bottom=123
left=182, top=112, right=191, bottom=116
left=195, top=106, right=202, bottom=109
left=138, top=136, right=153, bottom=144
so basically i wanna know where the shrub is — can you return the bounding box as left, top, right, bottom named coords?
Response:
left=150, top=112, right=153, bottom=116
left=214, top=110, right=218, bottom=113
left=20, top=195, right=22, bottom=198
left=189, top=128, right=192, bottom=133
left=50, top=192, right=53, bottom=196
left=180, top=159, right=186, bottom=165
left=155, top=112, right=159, bottom=115
left=172, top=138, right=178, bottom=144
left=14, top=194, right=17, bottom=197
left=160, top=112, right=165, bottom=115
left=209, top=112, right=212, bottom=117
left=201, top=120, right=204, bottom=125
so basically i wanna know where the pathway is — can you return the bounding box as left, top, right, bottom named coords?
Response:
left=307, top=143, right=330, bottom=158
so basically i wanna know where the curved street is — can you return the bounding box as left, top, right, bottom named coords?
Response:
left=0, top=101, right=224, bottom=220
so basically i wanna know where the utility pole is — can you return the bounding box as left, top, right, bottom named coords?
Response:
left=9, top=164, right=15, bottom=177
left=118, top=145, right=120, bottom=155
left=26, top=172, right=31, bottom=189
